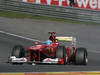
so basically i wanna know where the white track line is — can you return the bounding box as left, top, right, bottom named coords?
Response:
left=0, top=31, right=100, bottom=73
left=0, top=30, right=100, bottom=53
left=0, top=30, right=42, bottom=42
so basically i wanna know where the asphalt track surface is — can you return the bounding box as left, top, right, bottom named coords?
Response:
left=0, top=17, right=100, bottom=72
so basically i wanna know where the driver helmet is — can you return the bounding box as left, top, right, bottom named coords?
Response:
left=44, top=40, right=52, bottom=45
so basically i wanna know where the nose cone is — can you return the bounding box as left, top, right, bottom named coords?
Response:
left=29, top=45, right=46, bottom=50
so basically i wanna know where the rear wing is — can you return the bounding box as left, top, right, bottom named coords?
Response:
left=56, top=36, right=76, bottom=46
left=56, top=36, right=76, bottom=41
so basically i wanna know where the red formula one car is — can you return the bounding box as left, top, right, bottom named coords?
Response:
left=8, top=32, right=88, bottom=65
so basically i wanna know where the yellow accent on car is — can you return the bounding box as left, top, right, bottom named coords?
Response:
left=56, top=37, right=73, bottom=41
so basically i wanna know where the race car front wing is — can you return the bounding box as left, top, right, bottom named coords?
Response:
left=8, top=56, right=65, bottom=65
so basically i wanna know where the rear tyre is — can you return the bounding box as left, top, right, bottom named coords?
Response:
left=75, top=48, right=88, bottom=65
left=56, top=45, right=66, bottom=64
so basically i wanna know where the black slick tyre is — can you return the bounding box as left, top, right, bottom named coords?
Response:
left=56, top=45, right=66, bottom=64
left=11, top=45, right=25, bottom=58
left=75, top=48, right=88, bottom=65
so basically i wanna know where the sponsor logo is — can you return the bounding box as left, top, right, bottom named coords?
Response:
left=22, top=0, right=100, bottom=10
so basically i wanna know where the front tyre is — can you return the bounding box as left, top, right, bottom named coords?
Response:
left=75, top=48, right=88, bottom=65
left=56, top=45, right=67, bottom=64
left=11, top=45, right=25, bottom=58
left=11, top=45, right=25, bottom=64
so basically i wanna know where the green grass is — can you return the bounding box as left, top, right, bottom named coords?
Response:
left=0, top=10, right=99, bottom=25
left=0, top=11, right=34, bottom=18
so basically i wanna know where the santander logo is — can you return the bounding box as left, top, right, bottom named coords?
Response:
left=23, top=0, right=100, bottom=10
